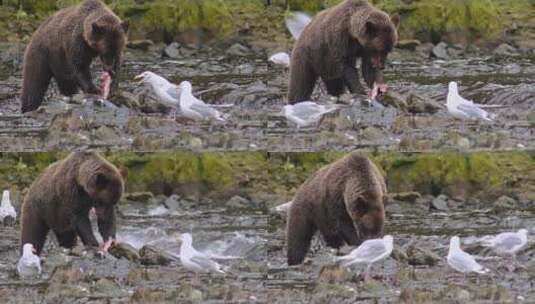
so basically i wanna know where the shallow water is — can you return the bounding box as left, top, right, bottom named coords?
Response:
left=268, top=198, right=535, bottom=303
left=1, top=191, right=534, bottom=303
left=0, top=44, right=533, bottom=151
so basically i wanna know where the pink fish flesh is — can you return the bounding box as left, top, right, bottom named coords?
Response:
left=100, top=72, right=111, bottom=99
left=370, top=83, right=388, bottom=100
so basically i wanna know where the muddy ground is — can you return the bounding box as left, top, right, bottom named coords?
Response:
left=1, top=190, right=534, bottom=303
left=0, top=42, right=533, bottom=152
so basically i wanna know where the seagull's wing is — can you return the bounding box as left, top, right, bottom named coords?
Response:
left=457, top=103, right=491, bottom=120
left=285, top=12, right=312, bottom=40
left=190, top=102, right=222, bottom=119
left=165, top=85, right=181, bottom=100
left=494, top=235, right=523, bottom=250
left=337, top=239, right=386, bottom=264
left=190, top=255, right=224, bottom=273
left=449, top=251, right=486, bottom=273
left=349, top=240, right=387, bottom=262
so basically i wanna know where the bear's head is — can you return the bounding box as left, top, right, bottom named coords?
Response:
left=84, top=16, right=129, bottom=76
left=351, top=10, right=400, bottom=88
left=344, top=175, right=386, bottom=240
left=77, top=151, right=126, bottom=210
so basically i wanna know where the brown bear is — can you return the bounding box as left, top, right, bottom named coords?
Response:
left=286, top=152, right=387, bottom=265
left=20, top=0, right=128, bottom=113
left=20, top=151, right=126, bottom=256
left=287, top=0, right=400, bottom=104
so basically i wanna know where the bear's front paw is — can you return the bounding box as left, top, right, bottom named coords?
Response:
left=85, top=85, right=102, bottom=96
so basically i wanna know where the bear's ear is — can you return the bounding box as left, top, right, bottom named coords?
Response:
left=121, top=20, right=129, bottom=33
left=92, top=22, right=105, bottom=37
left=390, top=14, right=400, bottom=30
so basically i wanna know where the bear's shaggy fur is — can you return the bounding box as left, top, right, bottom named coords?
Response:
left=20, top=151, right=125, bottom=255
left=288, top=0, right=399, bottom=104
left=20, top=0, right=128, bottom=112
left=286, top=152, right=387, bottom=265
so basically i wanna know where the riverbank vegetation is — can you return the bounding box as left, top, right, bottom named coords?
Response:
left=0, top=0, right=533, bottom=46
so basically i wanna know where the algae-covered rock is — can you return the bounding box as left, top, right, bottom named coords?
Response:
left=139, top=245, right=176, bottom=266
left=109, top=242, right=140, bottom=262
left=318, top=264, right=353, bottom=284
left=406, top=244, right=441, bottom=266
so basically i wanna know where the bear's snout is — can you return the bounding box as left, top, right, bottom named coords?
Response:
left=357, top=212, right=385, bottom=239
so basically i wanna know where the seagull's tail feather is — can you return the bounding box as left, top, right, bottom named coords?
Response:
left=475, top=267, right=491, bottom=274
left=211, top=103, right=234, bottom=108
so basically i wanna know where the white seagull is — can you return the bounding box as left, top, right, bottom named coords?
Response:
left=0, top=190, right=16, bottom=223
left=283, top=101, right=338, bottom=128
left=335, top=235, right=394, bottom=280
left=447, top=82, right=495, bottom=122
left=482, top=229, right=528, bottom=261
left=269, top=52, right=290, bottom=67
left=178, top=233, right=226, bottom=274
left=178, top=81, right=226, bottom=122
left=447, top=236, right=489, bottom=275
left=17, top=244, right=42, bottom=279
left=285, top=12, right=312, bottom=40
left=135, top=71, right=180, bottom=116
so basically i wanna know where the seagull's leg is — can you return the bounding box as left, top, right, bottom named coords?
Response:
left=364, top=264, right=372, bottom=282
left=512, top=254, right=526, bottom=271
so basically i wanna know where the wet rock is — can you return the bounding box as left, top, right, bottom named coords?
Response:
left=225, top=195, right=250, bottom=209
left=493, top=43, right=518, bottom=57
left=399, top=288, right=433, bottom=303
left=430, top=195, right=450, bottom=212
left=431, top=42, right=449, bottom=59
left=415, top=42, right=434, bottom=55
left=492, top=195, right=517, bottom=212
left=163, top=42, right=182, bottom=59
left=442, top=285, right=471, bottom=302
left=390, top=192, right=421, bottom=203
left=406, top=93, right=442, bottom=114
left=396, top=39, right=421, bottom=51
left=361, top=126, right=386, bottom=141
left=45, top=264, right=91, bottom=302
left=226, top=43, right=250, bottom=57
left=93, top=125, right=120, bottom=142
left=109, top=242, right=140, bottom=262
left=139, top=245, right=176, bottom=266
left=318, top=264, right=353, bottom=283
left=127, top=39, right=154, bottom=51
left=1, top=216, right=15, bottom=226
left=174, top=284, right=203, bottom=302
left=476, top=285, right=512, bottom=302
left=92, top=278, right=125, bottom=298
left=406, top=244, right=441, bottom=266
left=391, top=245, right=408, bottom=263
left=380, top=90, right=408, bottom=111
left=124, top=192, right=154, bottom=203
left=126, top=268, right=148, bottom=285
left=131, top=287, right=166, bottom=303
left=163, top=194, right=183, bottom=211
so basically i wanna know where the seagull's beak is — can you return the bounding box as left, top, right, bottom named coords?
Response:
left=134, top=74, right=145, bottom=84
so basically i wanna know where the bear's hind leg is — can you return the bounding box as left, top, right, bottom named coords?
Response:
left=20, top=51, right=52, bottom=113
left=288, top=52, right=318, bottom=104
left=287, top=211, right=316, bottom=265
left=20, top=211, right=49, bottom=256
